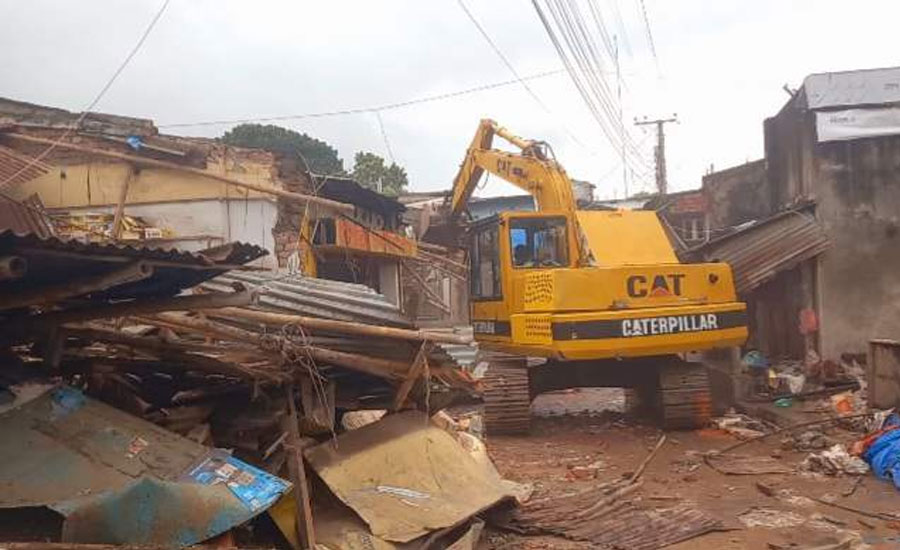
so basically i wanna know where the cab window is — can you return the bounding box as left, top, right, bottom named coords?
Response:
left=470, top=224, right=502, bottom=299
left=510, top=217, right=568, bottom=268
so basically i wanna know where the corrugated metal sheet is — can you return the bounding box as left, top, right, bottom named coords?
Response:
left=0, top=230, right=268, bottom=304
left=202, top=273, right=477, bottom=373
left=688, top=209, right=829, bottom=294
left=0, top=144, right=51, bottom=189
left=203, top=271, right=410, bottom=327
left=803, top=67, right=900, bottom=110
left=505, top=480, right=723, bottom=550
left=0, top=195, right=54, bottom=238
left=426, top=326, right=478, bottom=368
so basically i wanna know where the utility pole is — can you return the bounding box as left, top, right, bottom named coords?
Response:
left=635, top=114, right=677, bottom=196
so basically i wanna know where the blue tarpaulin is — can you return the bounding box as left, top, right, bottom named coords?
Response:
left=862, top=414, right=900, bottom=488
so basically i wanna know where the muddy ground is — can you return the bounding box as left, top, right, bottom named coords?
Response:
left=473, top=388, right=900, bottom=550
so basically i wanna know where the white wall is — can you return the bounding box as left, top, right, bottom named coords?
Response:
left=57, top=198, right=279, bottom=268
left=378, top=260, right=401, bottom=306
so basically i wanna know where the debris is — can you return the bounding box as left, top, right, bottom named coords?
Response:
left=715, top=412, right=874, bottom=455
left=706, top=453, right=792, bottom=475
left=0, top=384, right=290, bottom=546
left=756, top=481, right=778, bottom=497
left=495, top=432, right=722, bottom=550
left=808, top=494, right=900, bottom=522
left=282, top=384, right=316, bottom=549
left=783, top=429, right=836, bottom=451
left=342, top=409, right=388, bottom=431
left=628, top=433, right=667, bottom=483
left=304, top=411, right=515, bottom=543
left=831, top=392, right=855, bottom=415
left=712, top=414, right=767, bottom=439
left=841, top=477, right=863, bottom=497
left=739, top=508, right=806, bottom=528
left=801, top=444, right=869, bottom=476
left=567, top=464, right=600, bottom=480
left=502, top=479, right=723, bottom=550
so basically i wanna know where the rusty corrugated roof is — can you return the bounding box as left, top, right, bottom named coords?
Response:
left=688, top=208, right=830, bottom=293
left=0, top=144, right=51, bottom=189
left=0, top=195, right=54, bottom=238
left=0, top=230, right=268, bottom=305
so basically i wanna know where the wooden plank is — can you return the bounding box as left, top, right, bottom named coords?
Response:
left=111, top=168, right=134, bottom=240
left=205, top=306, right=472, bottom=345
left=392, top=343, right=429, bottom=411
left=283, top=384, right=317, bottom=549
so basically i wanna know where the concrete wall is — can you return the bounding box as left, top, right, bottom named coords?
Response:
left=765, top=104, right=900, bottom=357
left=11, top=150, right=283, bottom=209
left=814, top=135, right=900, bottom=357
left=702, top=159, right=770, bottom=229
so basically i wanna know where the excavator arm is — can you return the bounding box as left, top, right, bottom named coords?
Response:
left=449, top=119, right=579, bottom=218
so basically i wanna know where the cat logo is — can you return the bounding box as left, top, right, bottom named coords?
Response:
left=626, top=274, right=686, bottom=298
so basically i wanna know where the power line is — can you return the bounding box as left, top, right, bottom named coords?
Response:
left=454, top=0, right=595, bottom=155
left=0, top=0, right=172, bottom=191
left=159, top=69, right=564, bottom=129
left=607, top=0, right=633, bottom=57
left=637, top=0, right=659, bottom=70
left=374, top=111, right=395, bottom=165
left=531, top=0, right=650, bottom=175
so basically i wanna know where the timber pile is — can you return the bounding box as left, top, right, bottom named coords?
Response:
left=55, top=280, right=476, bottom=469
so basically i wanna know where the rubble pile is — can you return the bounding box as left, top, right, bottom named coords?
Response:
left=0, top=229, right=499, bottom=549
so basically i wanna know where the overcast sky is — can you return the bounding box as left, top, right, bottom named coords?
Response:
left=2, top=1, right=898, bottom=199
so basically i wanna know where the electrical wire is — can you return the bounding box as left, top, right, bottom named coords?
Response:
left=374, top=111, right=396, bottom=165
left=531, top=0, right=650, bottom=176
left=0, top=0, right=172, bottom=191
left=637, top=0, right=660, bottom=71
left=454, top=0, right=597, bottom=155
left=159, top=69, right=564, bottom=129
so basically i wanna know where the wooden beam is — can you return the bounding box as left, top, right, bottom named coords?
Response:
left=392, top=343, right=429, bottom=411
left=144, top=312, right=410, bottom=380
left=3, top=132, right=354, bottom=214
left=400, top=261, right=451, bottom=314
left=1, top=288, right=254, bottom=338
left=111, top=168, right=134, bottom=240
left=62, top=324, right=279, bottom=381
left=205, top=307, right=472, bottom=345
left=283, top=384, right=317, bottom=549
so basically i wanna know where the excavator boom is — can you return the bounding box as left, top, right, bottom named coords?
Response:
left=450, top=119, right=578, bottom=218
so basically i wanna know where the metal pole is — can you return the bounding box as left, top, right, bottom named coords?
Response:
left=634, top=115, right=677, bottom=196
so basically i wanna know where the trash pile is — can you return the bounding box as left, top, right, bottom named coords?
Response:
left=0, top=230, right=505, bottom=548
left=741, top=349, right=864, bottom=410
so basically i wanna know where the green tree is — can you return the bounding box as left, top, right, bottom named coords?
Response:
left=221, top=123, right=344, bottom=175
left=351, top=152, right=409, bottom=197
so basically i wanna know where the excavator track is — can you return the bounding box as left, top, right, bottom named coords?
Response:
left=481, top=356, right=532, bottom=436
left=657, top=362, right=713, bottom=430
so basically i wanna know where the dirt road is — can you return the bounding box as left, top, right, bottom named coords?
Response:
left=476, top=388, right=900, bottom=550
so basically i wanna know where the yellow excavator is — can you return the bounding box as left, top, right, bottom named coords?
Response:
left=449, top=119, right=748, bottom=432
